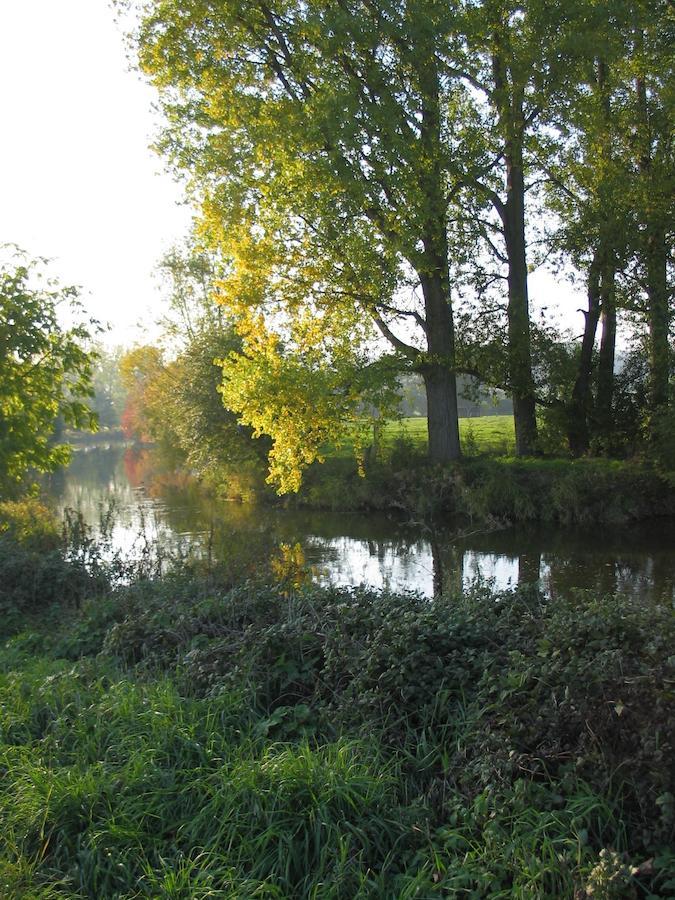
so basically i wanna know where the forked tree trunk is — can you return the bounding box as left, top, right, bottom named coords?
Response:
left=569, top=60, right=614, bottom=456
left=596, top=275, right=617, bottom=439
left=568, top=253, right=602, bottom=456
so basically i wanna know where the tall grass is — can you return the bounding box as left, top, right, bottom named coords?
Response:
left=1, top=553, right=674, bottom=897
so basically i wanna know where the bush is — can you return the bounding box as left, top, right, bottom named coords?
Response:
left=650, top=406, right=675, bottom=480
left=0, top=502, right=110, bottom=627
left=101, top=581, right=675, bottom=852
left=0, top=499, right=60, bottom=551
left=0, top=538, right=97, bottom=626
left=2, top=569, right=674, bottom=897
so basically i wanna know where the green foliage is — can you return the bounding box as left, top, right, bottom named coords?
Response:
left=0, top=247, right=100, bottom=495
left=119, top=245, right=273, bottom=496
left=0, top=499, right=60, bottom=552
left=650, top=406, right=675, bottom=481
left=1, top=566, right=674, bottom=897
left=0, top=539, right=85, bottom=626
left=220, top=331, right=402, bottom=492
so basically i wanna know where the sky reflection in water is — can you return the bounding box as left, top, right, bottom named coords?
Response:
left=46, top=444, right=675, bottom=602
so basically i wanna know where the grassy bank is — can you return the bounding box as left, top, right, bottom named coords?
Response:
left=296, top=452, right=675, bottom=525
left=1, top=520, right=674, bottom=898
left=283, top=416, right=673, bottom=523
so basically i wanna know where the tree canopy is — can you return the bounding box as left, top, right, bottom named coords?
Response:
left=125, top=0, right=673, bottom=487
left=0, top=247, right=99, bottom=495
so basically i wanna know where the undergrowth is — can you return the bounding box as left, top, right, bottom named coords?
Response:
left=1, top=524, right=674, bottom=898
left=295, top=453, right=675, bottom=524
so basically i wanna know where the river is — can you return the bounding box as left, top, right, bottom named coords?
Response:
left=45, top=443, right=675, bottom=601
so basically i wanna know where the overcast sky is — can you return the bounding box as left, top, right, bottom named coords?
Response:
left=0, top=0, right=585, bottom=350
left=0, top=0, right=192, bottom=346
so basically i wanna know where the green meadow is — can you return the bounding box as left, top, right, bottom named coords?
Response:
left=384, top=415, right=516, bottom=455
left=327, top=415, right=516, bottom=462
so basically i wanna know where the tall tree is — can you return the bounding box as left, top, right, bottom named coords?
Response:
left=455, top=0, right=596, bottom=455
left=630, top=3, right=673, bottom=414
left=128, top=0, right=508, bottom=468
left=545, top=0, right=673, bottom=452
left=547, top=48, right=630, bottom=455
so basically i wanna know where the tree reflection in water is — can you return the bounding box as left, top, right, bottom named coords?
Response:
left=46, top=444, right=675, bottom=602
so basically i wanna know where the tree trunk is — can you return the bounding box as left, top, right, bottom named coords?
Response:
left=636, top=52, right=671, bottom=412
left=492, top=49, right=537, bottom=456
left=423, top=365, right=460, bottom=464
left=417, top=57, right=461, bottom=464
left=567, top=253, right=602, bottom=456
left=503, top=148, right=538, bottom=456
left=646, top=215, right=671, bottom=411
left=596, top=273, right=616, bottom=439
left=420, top=271, right=461, bottom=463
left=568, top=59, right=615, bottom=456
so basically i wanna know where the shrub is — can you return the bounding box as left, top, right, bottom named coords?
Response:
left=650, top=406, right=675, bottom=480
left=100, top=579, right=675, bottom=857
left=2, top=566, right=674, bottom=897
left=0, top=499, right=60, bottom=551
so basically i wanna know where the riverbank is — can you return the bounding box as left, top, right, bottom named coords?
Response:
left=1, top=521, right=674, bottom=898
left=72, top=416, right=675, bottom=526
left=292, top=454, right=675, bottom=525
left=289, top=414, right=675, bottom=523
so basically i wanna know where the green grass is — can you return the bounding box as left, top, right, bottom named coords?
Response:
left=329, top=415, right=515, bottom=460
left=1, top=555, right=674, bottom=898
left=382, top=415, right=516, bottom=455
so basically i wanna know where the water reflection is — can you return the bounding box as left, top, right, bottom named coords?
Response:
left=45, top=445, right=675, bottom=601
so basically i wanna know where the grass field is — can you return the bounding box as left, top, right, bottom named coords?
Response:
left=383, top=415, right=516, bottom=455
left=329, top=415, right=516, bottom=460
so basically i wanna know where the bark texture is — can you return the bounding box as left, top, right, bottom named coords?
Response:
left=492, top=49, right=538, bottom=456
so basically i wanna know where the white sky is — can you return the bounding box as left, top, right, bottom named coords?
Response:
left=0, top=0, right=192, bottom=346
left=0, top=0, right=586, bottom=349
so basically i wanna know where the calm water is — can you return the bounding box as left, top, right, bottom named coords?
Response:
left=45, top=444, right=675, bottom=601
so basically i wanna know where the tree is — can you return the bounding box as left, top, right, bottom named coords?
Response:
left=130, top=0, right=482, bottom=470
left=0, top=247, right=98, bottom=495
left=119, top=345, right=166, bottom=443
left=89, top=345, right=128, bottom=430
left=130, top=0, right=669, bottom=474
left=446, top=0, right=607, bottom=455
left=543, top=0, right=673, bottom=453
left=545, top=47, right=632, bottom=454
left=628, top=2, right=673, bottom=415
left=119, top=248, right=273, bottom=492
